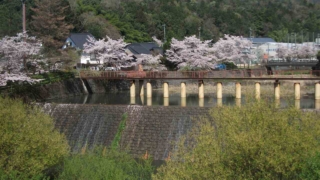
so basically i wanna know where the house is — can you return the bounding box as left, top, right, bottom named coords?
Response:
left=126, top=42, right=163, bottom=59
left=244, top=37, right=276, bottom=61
left=63, top=33, right=100, bottom=68
left=245, top=37, right=276, bottom=47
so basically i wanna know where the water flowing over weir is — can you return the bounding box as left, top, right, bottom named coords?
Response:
left=42, top=103, right=211, bottom=160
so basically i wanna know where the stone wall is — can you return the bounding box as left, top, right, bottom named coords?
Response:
left=43, top=104, right=211, bottom=160
left=36, top=78, right=86, bottom=100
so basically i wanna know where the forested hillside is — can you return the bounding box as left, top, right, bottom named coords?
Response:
left=1, top=0, right=320, bottom=43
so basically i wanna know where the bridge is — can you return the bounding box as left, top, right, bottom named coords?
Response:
left=79, top=69, right=320, bottom=107
left=79, top=69, right=320, bottom=80
left=265, top=60, right=318, bottom=71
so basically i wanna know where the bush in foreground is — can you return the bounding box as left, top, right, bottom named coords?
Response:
left=58, top=148, right=154, bottom=180
left=154, top=100, right=320, bottom=179
left=0, top=97, right=69, bottom=177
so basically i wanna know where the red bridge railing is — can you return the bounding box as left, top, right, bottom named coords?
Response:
left=79, top=70, right=320, bottom=80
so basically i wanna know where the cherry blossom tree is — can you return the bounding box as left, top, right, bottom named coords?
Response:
left=296, top=45, right=317, bottom=59
left=213, top=35, right=255, bottom=63
left=135, top=54, right=166, bottom=71
left=83, top=36, right=133, bottom=68
left=277, top=45, right=317, bottom=60
left=277, top=46, right=292, bottom=60
left=165, top=35, right=216, bottom=70
left=0, top=33, right=42, bottom=86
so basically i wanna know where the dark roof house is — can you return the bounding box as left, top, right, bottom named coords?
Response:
left=245, top=37, right=276, bottom=44
left=63, top=33, right=95, bottom=49
left=126, top=42, right=163, bottom=55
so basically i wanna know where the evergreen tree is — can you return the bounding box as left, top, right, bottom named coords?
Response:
left=31, top=0, right=73, bottom=54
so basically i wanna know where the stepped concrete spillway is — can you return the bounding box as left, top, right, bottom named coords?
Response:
left=43, top=104, right=211, bottom=160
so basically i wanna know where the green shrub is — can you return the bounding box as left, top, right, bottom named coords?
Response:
left=154, top=100, right=320, bottom=180
left=0, top=97, right=69, bottom=177
left=58, top=148, right=154, bottom=180
left=300, top=152, right=320, bottom=180
left=0, top=169, right=48, bottom=180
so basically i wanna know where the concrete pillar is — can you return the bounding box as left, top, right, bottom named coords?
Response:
left=315, top=100, right=320, bottom=110
left=199, top=98, right=204, bottom=107
left=181, top=97, right=186, bottom=107
left=217, top=82, right=222, bottom=99
left=235, top=82, right=241, bottom=99
left=217, top=98, right=222, bottom=107
left=130, top=97, right=135, bottom=105
left=198, top=80, right=204, bottom=99
left=147, top=82, right=152, bottom=98
left=295, top=100, right=300, bottom=109
left=294, top=83, right=300, bottom=100
left=315, top=83, right=320, bottom=100
left=139, top=80, right=144, bottom=96
left=255, top=82, right=260, bottom=99
left=163, top=82, right=169, bottom=98
left=235, top=98, right=241, bottom=107
left=181, top=82, right=186, bottom=98
left=274, top=81, right=280, bottom=100
left=140, top=95, right=144, bottom=105
left=147, top=97, right=152, bottom=106
left=130, top=80, right=135, bottom=98
left=164, top=97, right=169, bottom=106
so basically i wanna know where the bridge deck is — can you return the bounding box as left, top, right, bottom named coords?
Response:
left=79, top=70, right=320, bottom=80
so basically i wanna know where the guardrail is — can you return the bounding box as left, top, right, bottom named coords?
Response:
left=79, top=70, right=320, bottom=80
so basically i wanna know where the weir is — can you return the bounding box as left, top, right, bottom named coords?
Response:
left=43, top=103, right=211, bottom=160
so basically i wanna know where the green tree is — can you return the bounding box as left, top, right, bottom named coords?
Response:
left=0, top=97, right=69, bottom=177
left=154, top=99, right=320, bottom=179
left=31, top=0, right=73, bottom=54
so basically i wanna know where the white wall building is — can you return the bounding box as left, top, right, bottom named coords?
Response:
left=63, top=33, right=101, bottom=66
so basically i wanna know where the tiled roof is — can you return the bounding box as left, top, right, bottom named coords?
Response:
left=126, top=42, right=163, bottom=55
left=245, top=37, right=276, bottom=44
left=69, top=33, right=95, bottom=49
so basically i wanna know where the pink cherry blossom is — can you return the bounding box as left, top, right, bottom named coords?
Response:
left=0, top=33, right=42, bottom=86
left=83, top=36, right=133, bottom=68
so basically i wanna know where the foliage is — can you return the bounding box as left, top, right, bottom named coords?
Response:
left=31, top=0, right=73, bottom=52
left=1, top=0, right=320, bottom=43
left=165, top=35, right=254, bottom=70
left=111, top=113, right=127, bottom=150
left=59, top=48, right=80, bottom=71
left=153, top=99, right=320, bottom=179
left=222, top=61, right=237, bottom=70
left=165, top=35, right=216, bottom=70
left=0, top=169, right=48, bottom=180
left=300, top=152, right=320, bottom=180
left=83, top=35, right=133, bottom=68
left=0, top=33, right=42, bottom=86
left=277, top=45, right=317, bottom=60
left=57, top=148, right=154, bottom=180
left=213, top=34, right=255, bottom=62
left=0, top=97, right=69, bottom=177
left=79, top=12, right=121, bottom=40
left=317, top=50, right=320, bottom=60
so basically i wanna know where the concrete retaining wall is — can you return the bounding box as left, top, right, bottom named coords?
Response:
left=43, top=104, right=211, bottom=160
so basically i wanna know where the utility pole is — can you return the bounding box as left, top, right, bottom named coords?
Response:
left=295, top=33, right=297, bottom=49
left=287, top=34, right=289, bottom=49
left=313, top=32, right=315, bottom=50
left=198, top=27, right=201, bottom=40
left=163, top=24, right=166, bottom=43
left=21, top=0, right=26, bottom=33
